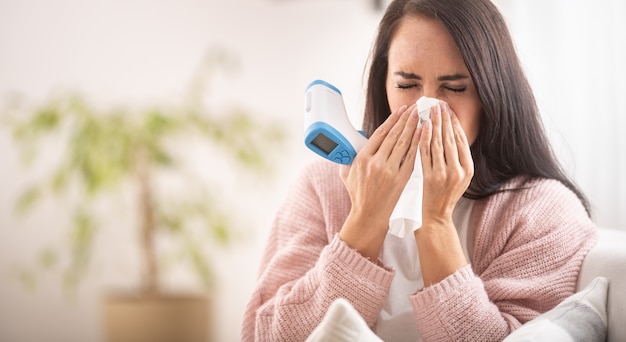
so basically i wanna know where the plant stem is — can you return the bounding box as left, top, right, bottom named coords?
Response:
left=137, top=146, right=158, bottom=295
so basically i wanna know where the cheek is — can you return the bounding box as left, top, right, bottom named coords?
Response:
left=385, top=84, right=402, bottom=112
left=457, top=109, right=481, bottom=145
left=386, top=89, right=420, bottom=113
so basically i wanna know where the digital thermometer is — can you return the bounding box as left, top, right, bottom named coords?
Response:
left=304, top=80, right=367, bottom=165
left=304, top=79, right=438, bottom=165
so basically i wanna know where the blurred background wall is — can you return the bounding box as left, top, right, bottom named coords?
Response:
left=0, top=0, right=623, bottom=341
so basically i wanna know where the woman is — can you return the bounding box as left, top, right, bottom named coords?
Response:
left=241, top=0, right=597, bottom=341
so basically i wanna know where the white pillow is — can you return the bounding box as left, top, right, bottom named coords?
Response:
left=504, top=276, right=608, bottom=342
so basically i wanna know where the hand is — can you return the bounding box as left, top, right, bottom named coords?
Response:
left=419, top=102, right=474, bottom=225
left=415, top=101, right=473, bottom=285
left=338, top=104, right=421, bottom=260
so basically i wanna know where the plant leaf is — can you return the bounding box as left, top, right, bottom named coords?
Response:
left=17, top=269, right=37, bottom=292
left=15, top=185, right=41, bottom=215
left=38, top=248, right=58, bottom=270
left=63, top=208, right=97, bottom=292
left=185, top=239, right=215, bottom=290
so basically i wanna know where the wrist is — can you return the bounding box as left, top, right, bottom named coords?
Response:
left=338, top=211, right=388, bottom=261
left=414, top=220, right=467, bottom=285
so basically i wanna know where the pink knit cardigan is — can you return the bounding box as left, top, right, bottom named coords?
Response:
left=241, top=160, right=597, bottom=342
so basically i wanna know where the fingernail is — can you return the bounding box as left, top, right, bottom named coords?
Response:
left=411, top=107, right=419, bottom=118
left=443, top=102, right=451, bottom=115
left=433, top=104, right=441, bottom=116
left=392, top=105, right=406, bottom=117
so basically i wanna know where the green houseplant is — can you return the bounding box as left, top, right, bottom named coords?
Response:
left=3, top=48, right=285, bottom=341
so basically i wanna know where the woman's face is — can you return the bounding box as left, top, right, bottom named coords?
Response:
left=386, top=14, right=481, bottom=144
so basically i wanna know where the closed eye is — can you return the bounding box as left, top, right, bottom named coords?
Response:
left=396, top=84, right=415, bottom=89
left=395, top=82, right=419, bottom=90
left=446, top=86, right=467, bottom=93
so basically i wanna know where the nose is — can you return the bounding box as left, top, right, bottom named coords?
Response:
left=421, top=85, right=439, bottom=100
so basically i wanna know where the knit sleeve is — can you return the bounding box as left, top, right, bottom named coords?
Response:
left=409, top=178, right=598, bottom=341
left=240, top=161, right=394, bottom=342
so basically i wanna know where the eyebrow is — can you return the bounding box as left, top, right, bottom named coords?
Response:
left=393, top=71, right=469, bottom=82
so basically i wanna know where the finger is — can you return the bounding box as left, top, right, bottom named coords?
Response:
left=441, top=102, right=459, bottom=166
left=419, top=118, right=433, bottom=172
left=360, top=105, right=408, bottom=156
left=450, top=110, right=474, bottom=172
left=376, top=104, right=415, bottom=158
left=388, top=106, right=420, bottom=167
left=429, top=103, right=446, bottom=172
left=399, top=123, right=422, bottom=175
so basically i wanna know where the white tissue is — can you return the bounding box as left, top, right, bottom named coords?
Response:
left=416, top=96, right=439, bottom=124
left=388, top=96, right=439, bottom=238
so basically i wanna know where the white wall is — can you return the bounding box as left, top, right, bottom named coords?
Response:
left=0, top=0, right=624, bottom=341
left=0, top=1, right=381, bottom=341
left=494, top=0, right=626, bottom=230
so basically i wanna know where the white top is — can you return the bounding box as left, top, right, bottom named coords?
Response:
left=375, top=197, right=475, bottom=341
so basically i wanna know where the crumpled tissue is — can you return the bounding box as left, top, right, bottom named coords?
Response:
left=388, top=96, right=440, bottom=238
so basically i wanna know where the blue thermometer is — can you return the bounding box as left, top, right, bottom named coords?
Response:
left=304, top=80, right=367, bottom=165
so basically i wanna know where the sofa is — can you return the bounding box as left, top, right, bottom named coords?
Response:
left=308, top=226, right=626, bottom=342
left=576, top=227, right=626, bottom=342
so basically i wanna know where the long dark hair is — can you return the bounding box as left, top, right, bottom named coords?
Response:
left=364, top=0, right=591, bottom=214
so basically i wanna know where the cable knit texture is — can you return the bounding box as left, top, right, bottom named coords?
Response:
left=241, top=160, right=597, bottom=342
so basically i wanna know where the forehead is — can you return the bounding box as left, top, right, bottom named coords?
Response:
left=388, top=14, right=467, bottom=73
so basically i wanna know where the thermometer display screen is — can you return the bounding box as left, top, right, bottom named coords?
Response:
left=311, top=133, right=338, bottom=155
